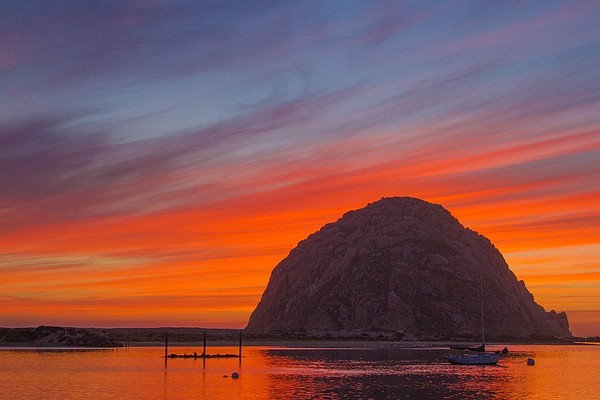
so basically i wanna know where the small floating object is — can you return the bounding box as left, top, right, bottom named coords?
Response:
left=231, top=372, right=240, bottom=379
left=527, top=358, right=535, bottom=366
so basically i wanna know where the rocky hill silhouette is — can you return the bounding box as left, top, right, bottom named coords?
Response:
left=246, top=197, right=571, bottom=338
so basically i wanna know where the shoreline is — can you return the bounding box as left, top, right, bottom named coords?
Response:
left=2, top=326, right=596, bottom=348
left=2, top=339, right=596, bottom=349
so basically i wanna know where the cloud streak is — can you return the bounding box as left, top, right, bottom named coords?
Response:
left=0, top=1, right=599, bottom=334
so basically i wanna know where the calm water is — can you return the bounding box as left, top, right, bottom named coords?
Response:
left=0, top=344, right=598, bottom=399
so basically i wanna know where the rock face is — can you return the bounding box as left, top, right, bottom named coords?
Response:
left=246, top=197, right=571, bottom=338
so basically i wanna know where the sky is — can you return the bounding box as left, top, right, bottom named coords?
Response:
left=0, top=1, right=599, bottom=336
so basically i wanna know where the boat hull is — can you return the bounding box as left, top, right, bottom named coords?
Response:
left=446, top=353, right=501, bottom=365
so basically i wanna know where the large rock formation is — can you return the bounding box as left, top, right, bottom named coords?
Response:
left=246, top=197, right=571, bottom=338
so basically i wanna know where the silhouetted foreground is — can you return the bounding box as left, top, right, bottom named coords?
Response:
left=0, top=326, right=585, bottom=347
left=0, top=327, right=243, bottom=347
left=0, top=326, right=123, bottom=347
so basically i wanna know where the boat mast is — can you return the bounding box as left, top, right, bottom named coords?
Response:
left=479, top=263, right=486, bottom=347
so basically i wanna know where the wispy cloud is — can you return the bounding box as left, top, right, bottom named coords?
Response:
left=0, top=1, right=599, bottom=333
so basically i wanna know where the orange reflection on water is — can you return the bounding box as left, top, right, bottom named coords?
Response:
left=4, top=345, right=600, bottom=399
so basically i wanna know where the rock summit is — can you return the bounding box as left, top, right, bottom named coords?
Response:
left=246, top=197, right=571, bottom=338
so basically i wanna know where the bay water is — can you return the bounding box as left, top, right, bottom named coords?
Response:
left=0, top=344, right=598, bottom=399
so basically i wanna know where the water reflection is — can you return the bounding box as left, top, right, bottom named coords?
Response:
left=260, top=347, right=506, bottom=399
left=1, top=344, right=598, bottom=399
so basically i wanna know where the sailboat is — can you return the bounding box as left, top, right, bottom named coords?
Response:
left=446, top=263, right=502, bottom=365
left=446, top=349, right=501, bottom=365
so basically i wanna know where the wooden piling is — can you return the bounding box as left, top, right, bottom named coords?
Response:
left=163, top=329, right=241, bottom=360
left=164, top=332, right=168, bottom=358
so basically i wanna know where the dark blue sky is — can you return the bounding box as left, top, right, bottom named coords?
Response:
left=1, top=1, right=599, bottom=334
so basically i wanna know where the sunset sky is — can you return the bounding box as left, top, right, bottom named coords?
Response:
left=1, top=1, right=599, bottom=336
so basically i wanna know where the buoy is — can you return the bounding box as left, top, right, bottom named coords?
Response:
left=527, top=358, right=535, bottom=366
left=231, top=372, right=240, bottom=379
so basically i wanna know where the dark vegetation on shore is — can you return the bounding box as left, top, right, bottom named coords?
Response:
left=0, top=326, right=123, bottom=347
left=1, top=326, right=591, bottom=347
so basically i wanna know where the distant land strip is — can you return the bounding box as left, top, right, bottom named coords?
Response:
left=2, top=326, right=597, bottom=347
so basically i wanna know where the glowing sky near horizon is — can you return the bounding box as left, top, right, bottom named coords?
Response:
left=1, top=1, right=599, bottom=336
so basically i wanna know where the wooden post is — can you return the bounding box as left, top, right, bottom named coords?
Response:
left=238, top=330, right=242, bottom=358
left=164, top=332, right=168, bottom=358
left=203, top=331, right=207, bottom=356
